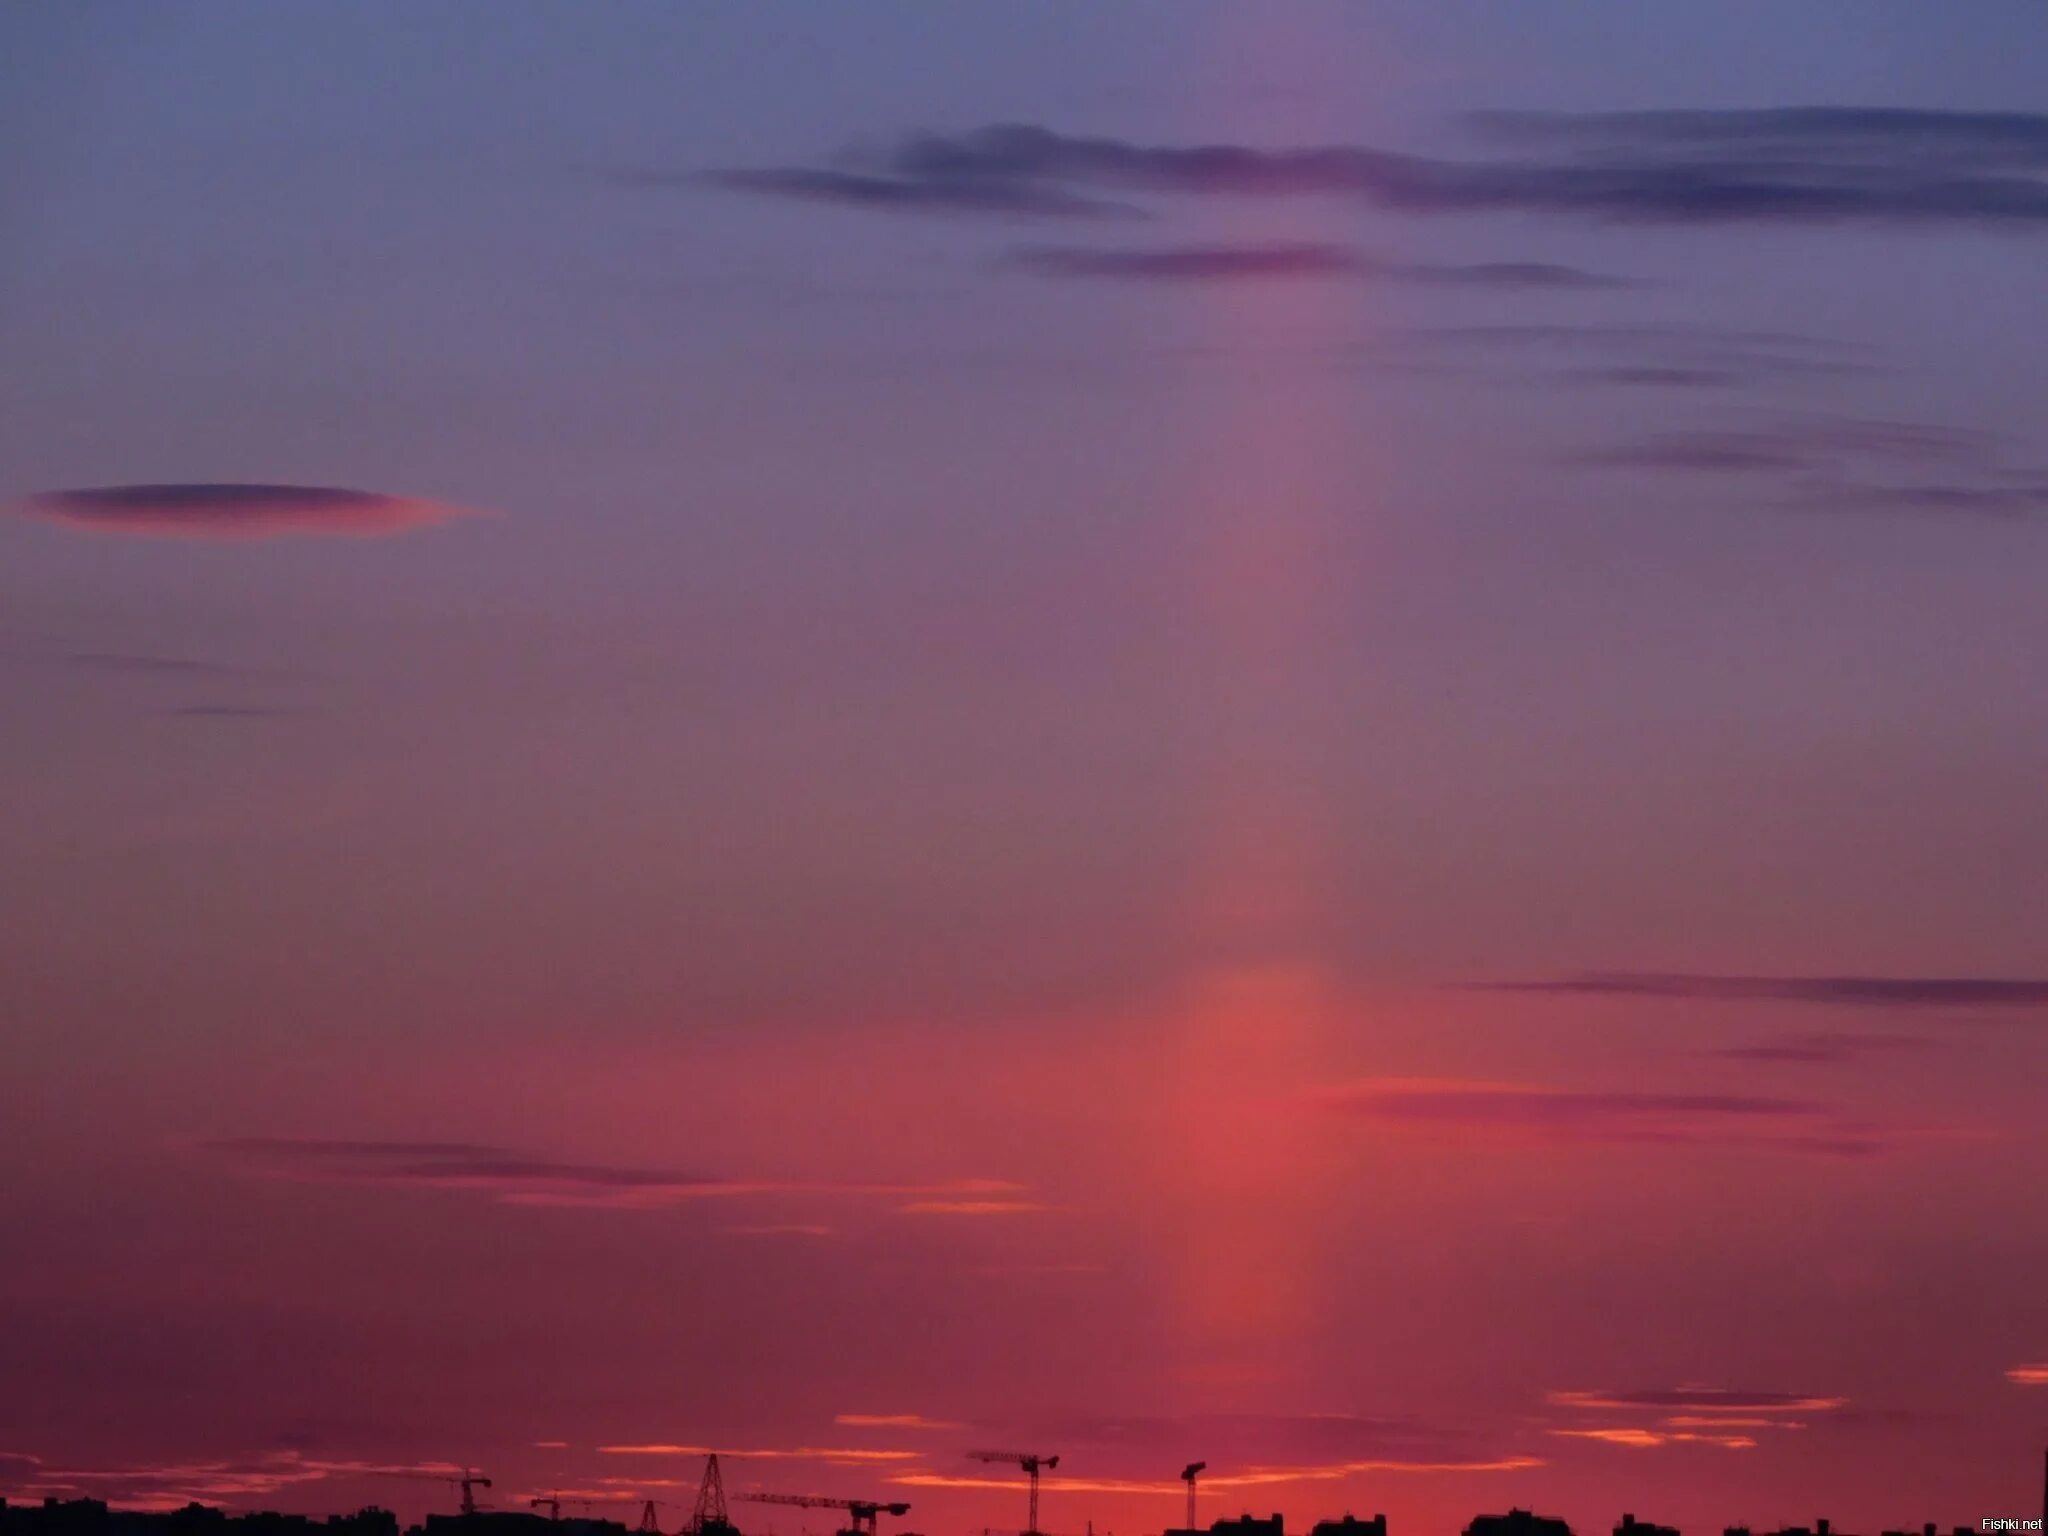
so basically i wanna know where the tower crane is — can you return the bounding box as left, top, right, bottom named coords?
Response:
left=1179, top=1465, right=1206, bottom=1532
left=456, top=1472, right=493, bottom=1517
left=964, top=1452, right=1059, bottom=1536
left=739, top=1494, right=910, bottom=1536
left=380, top=1469, right=492, bottom=1517
left=531, top=1499, right=562, bottom=1522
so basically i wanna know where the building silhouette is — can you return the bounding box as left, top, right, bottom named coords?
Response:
left=1465, top=1511, right=1572, bottom=1536
left=0, top=1502, right=398, bottom=1536
left=1615, top=1516, right=1678, bottom=1536
left=1310, top=1516, right=1387, bottom=1536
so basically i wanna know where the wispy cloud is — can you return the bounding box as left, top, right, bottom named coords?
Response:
left=1392, top=323, right=1868, bottom=392
left=1704, top=1032, right=1937, bottom=1066
left=1548, top=1388, right=1843, bottom=1414
left=1548, top=1427, right=1755, bottom=1450
left=10, top=483, right=473, bottom=541
left=1568, top=416, right=2048, bottom=518
left=698, top=167, right=1137, bottom=220
left=1474, top=973, right=2048, bottom=1008
left=1015, top=1410, right=1537, bottom=1479
left=897, top=1199, right=1050, bottom=1216
left=711, top=111, right=2048, bottom=228
left=1310, top=1078, right=1894, bottom=1157
left=835, top=1414, right=962, bottom=1432
left=2006, top=1364, right=2048, bottom=1386
left=891, top=1458, right=1541, bottom=1495
left=197, top=1139, right=1023, bottom=1212
left=1558, top=365, right=1742, bottom=390
left=999, top=243, right=1627, bottom=289
left=1545, top=1387, right=1836, bottom=1453
left=599, top=1446, right=922, bottom=1463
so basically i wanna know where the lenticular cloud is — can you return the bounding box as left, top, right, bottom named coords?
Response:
left=11, top=482, right=472, bottom=540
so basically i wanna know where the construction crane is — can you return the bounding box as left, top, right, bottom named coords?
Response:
left=531, top=1499, right=562, bottom=1522
left=740, top=1495, right=910, bottom=1536
left=1179, top=1465, right=1205, bottom=1533
left=964, top=1453, right=1058, bottom=1536
left=381, top=1469, right=492, bottom=1517
left=372, top=1474, right=491, bottom=1523
left=458, top=1474, right=494, bottom=1518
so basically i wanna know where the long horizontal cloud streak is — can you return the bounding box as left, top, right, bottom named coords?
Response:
left=1549, top=1428, right=1755, bottom=1450
left=1707, top=1033, right=1935, bottom=1065
left=10, top=484, right=471, bottom=541
left=892, top=1459, right=1545, bottom=1495
left=698, top=167, right=1138, bottom=220
left=1478, top=973, right=2048, bottom=1007
left=1311, top=1079, right=1897, bottom=1157
left=596, top=1446, right=920, bottom=1463
left=1001, top=243, right=1627, bottom=288
left=713, top=110, right=2048, bottom=226
left=1547, top=1389, right=1843, bottom=1413
left=198, top=1139, right=1022, bottom=1210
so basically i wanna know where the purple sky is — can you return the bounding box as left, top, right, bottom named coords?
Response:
left=4, top=6, right=2048, bottom=1536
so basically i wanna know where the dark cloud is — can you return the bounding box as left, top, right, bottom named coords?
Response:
left=1336, top=1083, right=1824, bottom=1121
left=1558, top=365, right=1743, bottom=389
left=1821, top=480, right=2048, bottom=517
left=1393, top=259, right=1631, bottom=290
left=699, top=166, right=1138, bottom=220
left=168, top=704, right=295, bottom=719
left=10, top=483, right=471, bottom=541
left=1478, top=973, right=2048, bottom=1007
left=1003, top=242, right=1362, bottom=281
left=1383, top=322, right=1874, bottom=394
left=1706, top=1033, right=1937, bottom=1065
left=713, top=111, right=2048, bottom=227
left=1000, top=242, right=1629, bottom=288
left=196, top=1137, right=1023, bottom=1211
left=1575, top=416, right=1985, bottom=474
left=1465, top=106, right=2048, bottom=166
left=1412, top=322, right=1853, bottom=355
left=1311, top=1078, right=1891, bottom=1157
left=1570, top=415, right=2048, bottom=516
left=1575, top=431, right=1814, bottom=473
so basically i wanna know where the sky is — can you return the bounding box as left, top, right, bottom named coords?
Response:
left=4, top=5, right=2048, bottom=1535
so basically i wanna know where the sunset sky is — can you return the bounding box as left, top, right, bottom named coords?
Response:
left=4, top=6, right=2048, bottom=1535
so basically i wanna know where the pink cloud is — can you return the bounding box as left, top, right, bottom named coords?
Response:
left=835, top=1415, right=964, bottom=1431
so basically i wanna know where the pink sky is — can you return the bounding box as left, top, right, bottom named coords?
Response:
left=5, top=6, right=2048, bottom=1535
